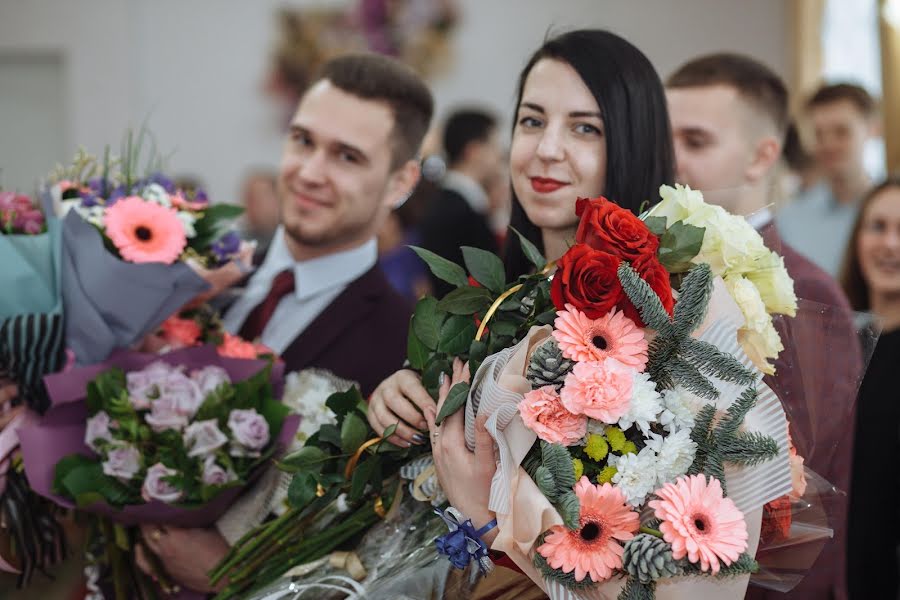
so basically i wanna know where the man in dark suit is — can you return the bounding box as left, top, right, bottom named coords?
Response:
left=135, top=53, right=434, bottom=592
left=667, top=54, right=863, bottom=600
left=421, top=109, right=502, bottom=297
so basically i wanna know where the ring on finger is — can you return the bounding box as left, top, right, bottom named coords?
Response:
left=150, top=528, right=163, bottom=542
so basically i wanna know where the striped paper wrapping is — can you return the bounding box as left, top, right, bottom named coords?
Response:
left=464, top=278, right=792, bottom=600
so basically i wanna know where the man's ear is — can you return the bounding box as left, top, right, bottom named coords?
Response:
left=745, top=135, right=782, bottom=184
left=385, top=159, right=421, bottom=209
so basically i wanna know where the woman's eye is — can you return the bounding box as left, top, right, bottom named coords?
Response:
left=574, top=123, right=602, bottom=136
left=518, top=116, right=543, bottom=128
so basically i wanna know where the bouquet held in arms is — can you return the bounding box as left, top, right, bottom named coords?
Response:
left=16, top=345, right=298, bottom=599
left=416, top=185, right=806, bottom=599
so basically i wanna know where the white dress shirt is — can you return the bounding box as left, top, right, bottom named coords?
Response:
left=223, top=227, right=377, bottom=355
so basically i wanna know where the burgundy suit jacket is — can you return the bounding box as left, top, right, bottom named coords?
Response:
left=252, top=265, right=412, bottom=398
left=746, top=223, right=862, bottom=600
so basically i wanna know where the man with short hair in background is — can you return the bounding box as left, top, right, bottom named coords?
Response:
left=667, top=53, right=862, bottom=600
left=777, top=83, right=879, bottom=276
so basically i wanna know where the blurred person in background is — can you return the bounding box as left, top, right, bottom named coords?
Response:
left=777, top=83, right=879, bottom=277
left=840, top=177, right=900, bottom=599
left=239, top=169, right=281, bottom=264
left=666, top=53, right=861, bottom=600
left=420, top=108, right=502, bottom=297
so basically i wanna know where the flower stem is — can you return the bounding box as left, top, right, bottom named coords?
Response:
left=640, top=526, right=663, bottom=537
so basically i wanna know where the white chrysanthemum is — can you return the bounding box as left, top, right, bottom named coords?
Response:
left=176, top=211, right=197, bottom=238
left=610, top=447, right=659, bottom=507
left=618, top=372, right=662, bottom=435
left=645, top=429, right=697, bottom=485
left=142, top=183, right=172, bottom=207
left=658, top=388, right=697, bottom=433
left=282, top=370, right=341, bottom=446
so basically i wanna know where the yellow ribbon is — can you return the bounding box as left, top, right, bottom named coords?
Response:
left=344, top=437, right=383, bottom=480
left=475, top=262, right=556, bottom=342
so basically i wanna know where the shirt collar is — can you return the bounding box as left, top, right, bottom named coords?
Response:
left=442, top=170, right=489, bottom=214
left=257, top=227, right=378, bottom=300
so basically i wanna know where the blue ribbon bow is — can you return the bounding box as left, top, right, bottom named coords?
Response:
left=433, top=507, right=497, bottom=574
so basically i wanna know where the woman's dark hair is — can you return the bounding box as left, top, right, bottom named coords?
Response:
left=840, top=176, right=900, bottom=311
left=503, top=29, right=675, bottom=280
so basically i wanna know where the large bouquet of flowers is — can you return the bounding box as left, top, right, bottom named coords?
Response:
left=17, top=345, right=299, bottom=598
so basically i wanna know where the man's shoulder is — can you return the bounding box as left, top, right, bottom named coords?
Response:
left=778, top=235, right=850, bottom=309
left=346, top=264, right=414, bottom=321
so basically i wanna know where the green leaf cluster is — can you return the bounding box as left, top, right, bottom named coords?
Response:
left=523, top=442, right=580, bottom=529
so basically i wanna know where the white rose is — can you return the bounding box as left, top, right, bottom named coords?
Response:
left=85, top=411, right=115, bottom=451
left=192, top=365, right=232, bottom=398
left=201, top=455, right=236, bottom=486
left=745, top=253, right=798, bottom=316
left=102, top=444, right=141, bottom=482
left=725, top=274, right=769, bottom=332
left=176, top=211, right=197, bottom=238
left=145, top=396, right=190, bottom=433
left=141, top=463, right=183, bottom=504
left=651, top=184, right=707, bottom=223
left=183, top=419, right=228, bottom=457
left=738, top=320, right=783, bottom=376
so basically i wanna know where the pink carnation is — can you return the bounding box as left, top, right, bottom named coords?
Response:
left=560, top=359, right=634, bottom=423
left=519, top=386, right=587, bottom=446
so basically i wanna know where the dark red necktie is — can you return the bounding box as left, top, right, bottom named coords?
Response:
left=238, top=269, right=295, bottom=341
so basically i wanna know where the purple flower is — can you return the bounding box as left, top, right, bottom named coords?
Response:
left=147, top=173, right=176, bottom=194
left=145, top=395, right=189, bottom=433
left=183, top=419, right=228, bottom=457
left=201, top=455, right=236, bottom=486
left=85, top=411, right=115, bottom=451
left=127, top=361, right=173, bottom=410
left=102, top=444, right=141, bottom=482
left=161, top=371, right=204, bottom=418
left=227, top=409, right=270, bottom=456
left=211, top=230, right=242, bottom=265
left=141, top=463, right=182, bottom=503
left=191, top=365, right=231, bottom=398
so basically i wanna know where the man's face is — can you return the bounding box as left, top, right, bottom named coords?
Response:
left=667, top=85, right=758, bottom=209
left=809, top=99, right=872, bottom=179
left=279, top=80, right=402, bottom=253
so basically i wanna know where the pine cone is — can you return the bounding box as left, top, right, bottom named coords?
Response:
left=526, top=339, right=574, bottom=390
left=622, top=534, right=680, bottom=583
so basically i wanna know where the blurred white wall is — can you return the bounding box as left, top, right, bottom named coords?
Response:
left=0, top=0, right=789, bottom=203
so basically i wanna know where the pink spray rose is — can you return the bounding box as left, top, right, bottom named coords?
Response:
left=227, top=409, right=270, bottom=456
left=102, top=444, right=141, bottom=482
left=85, top=411, right=115, bottom=451
left=519, top=386, right=587, bottom=446
left=183, top=419, right=228, bottom=458
left=560, top=359, right=634, bottom=423
left=141, top=463, right=183, bottom=504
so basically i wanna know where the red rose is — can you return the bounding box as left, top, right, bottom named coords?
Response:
left=551, top=244, right=624, bottom=319
left=575, top=197, right=659, bottom=262
left=760, top=495, right=792, bottom=545
left=619, top=255, right=674, bottom=327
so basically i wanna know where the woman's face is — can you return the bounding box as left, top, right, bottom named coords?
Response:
left=858, top=186, right=900, bottom=299
left=510, top=58, right=607, bottom=234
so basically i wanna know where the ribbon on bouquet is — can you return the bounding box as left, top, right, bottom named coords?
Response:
left=433, top=507, right=496, bottom=574
left=464, top=278, right=793, bottom=600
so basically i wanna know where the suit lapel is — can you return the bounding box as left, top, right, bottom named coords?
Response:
left=279, top=266, right=384, bottom=370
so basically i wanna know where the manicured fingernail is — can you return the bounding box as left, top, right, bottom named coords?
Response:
left=438, top=373, right=446, bottom=386
left=412, top=433, right=427, bottom=444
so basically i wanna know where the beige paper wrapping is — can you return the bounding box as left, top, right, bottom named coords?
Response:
left=464, top=278, right=791, bottom=599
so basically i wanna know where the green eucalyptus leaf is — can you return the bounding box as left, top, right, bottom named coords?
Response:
left=410, top=246, right=468, bottom=288
left=436, top=286, right=492, bottom=315
left=461, top=246, right=506, bottom=293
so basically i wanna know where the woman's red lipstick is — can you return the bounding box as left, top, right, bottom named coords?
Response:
left=530, top=177, right=567, bottom=193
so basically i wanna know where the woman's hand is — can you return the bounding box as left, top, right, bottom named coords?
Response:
left=0, top=381, right=23, bottom=430
left=367, top=369, right=436, bottom=447
left=136, top=525, right=229, bottom=593
left=425, top=358, right=498, bottom=546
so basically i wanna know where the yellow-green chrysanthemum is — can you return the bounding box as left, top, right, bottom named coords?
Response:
left=584, top=433, right=609, bottom=462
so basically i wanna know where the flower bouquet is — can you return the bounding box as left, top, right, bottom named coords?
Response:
left=45, top=134, right=251, bottom=365
left=16, top=345, right=299, bottom=598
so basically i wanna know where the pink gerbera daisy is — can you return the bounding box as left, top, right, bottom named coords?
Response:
left=104, top=196, right=187, bottom=264
left=537, top=478, right=640, bottom=583
left=649, top=474, right=749, bottom=574
left=553, top=304, right=648, bottom=370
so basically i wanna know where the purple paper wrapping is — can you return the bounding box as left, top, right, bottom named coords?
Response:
left=18, top=345, right=298, bottom=528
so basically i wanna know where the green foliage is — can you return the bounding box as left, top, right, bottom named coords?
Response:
left=435, top=382, right=470, bottom=425
left=411, top=297, right=443, bottom=351
left=410, top=246, right=469, bottom=288
left=657, top=221, right=705, bottom=273
left=192, top=203, right=245, bottom=250
left=340, top=413, right=368, bottom=454
left=287, top=473, right=318, bottom=510
left=557, top=490, right=580, bottom=530
left=542, top=442, right=576, bottom=490
left=643, top=216, right=668, bottom=236
left=534, top=466, right=557, bottom=501
left=617, top=578, right=656, bottom=600
left=532, top=535, right=597, bottom=591
left=326, top=387, right=365, bottom=418
left=436, top=286, right=492, bottom=315
left=510, top=226, right=546, bottom=269
left=53, top=455, right=139, bottom=508
left=462, top=246, right=506, bottom=293
left=438, top=315, right=478, bottom=356
left=277, top=446, right=329, bottom=474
